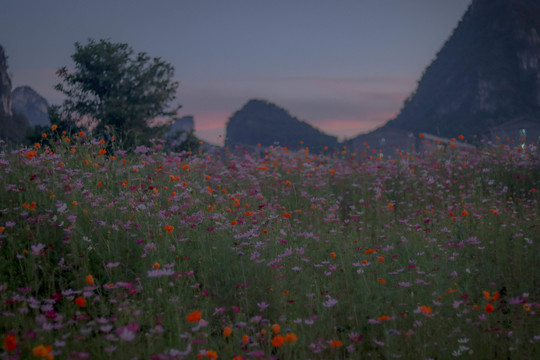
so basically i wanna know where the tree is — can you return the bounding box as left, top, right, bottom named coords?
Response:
left=52, top=39, right=180, bottom=147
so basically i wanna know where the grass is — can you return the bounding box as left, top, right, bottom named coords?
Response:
left=0, top=128, right=539, bottom=359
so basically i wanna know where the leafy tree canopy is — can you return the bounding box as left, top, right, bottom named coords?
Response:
left=52, top=39, right=180, bottom=148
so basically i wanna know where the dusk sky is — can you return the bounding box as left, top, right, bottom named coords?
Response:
left=1, top=0, right=471, bottom=145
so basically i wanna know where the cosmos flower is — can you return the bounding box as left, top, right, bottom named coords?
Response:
left=33, top=344, right=54, bottom=359
left=272, top=334, right=285, bottom=347
left=3, top=334, right=17, bottom=351
left=187, top=310, right=202, bottom=322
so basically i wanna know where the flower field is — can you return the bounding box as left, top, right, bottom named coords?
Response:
left=1, top=128, right=539, bottom=359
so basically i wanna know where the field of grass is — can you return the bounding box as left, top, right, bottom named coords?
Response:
left=1, top=128, right=539, bottom=359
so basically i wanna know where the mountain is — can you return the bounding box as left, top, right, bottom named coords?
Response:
left=12, top=86, right=50, bottom=127
left=0, top=45, right=30, bottom=146
left=0, top=45, right=12, bottom=118
left=349, top=0, right=540, bottom=148
left=166, top=115, right=194, bottom=137
left=165, top=115, right=198, bottom=151
left=225, top=99, right=338, bottom=152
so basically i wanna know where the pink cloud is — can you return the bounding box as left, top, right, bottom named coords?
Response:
left=189, top=110, right=230, bottom=145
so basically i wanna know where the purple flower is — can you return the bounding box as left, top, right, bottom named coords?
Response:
left=257, top=302, right=269, bottom=311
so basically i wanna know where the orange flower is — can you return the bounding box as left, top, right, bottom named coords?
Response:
left=26, top=150, right=37, bottom=160
left=153, top=262, right=160, bottom=269
left=271, top=324, right=280, bottom=334
left=330, top=340, right=343, bottom=347
left=85, top=275, right=95, bottom=285
left=483, top=291, right=499, bottom=302
left=272, top=334, right=285, bottom=348
left=449, top=211, right=454, bottom=217
left=377, top=316, right=390, bottom=321
left=330, top=252, right=337, bottom=259
left=419, top=305, right=432, bottom=316
left=283, top=212, right=292, bottom=218
left=33, top=344, right=53, bottom=359
left=205, top=350, right=218, bottom=359
left=377, top=278, right=386, bottom=284
left=461, top=210, right=469, bottom=216
left=378, top=256, right=385, bottom=263
left=75, top=297, right=86, bottom=307
left=51, top=124, right=58, bottom=131
left=187, top=310, right=201, bottom=322
left=4, top=334, right=17, bottom=351
left=285, top=333, right=298, bottom=342
left=242, top=334, right=249, bottom=344
left=485, top=303, right=494, bottom=313
left=98, top=149, right=107, bottom=155
left=163, top=225, right=174, bottom=234
left=230, top=220, right=238, bottom=226
left=223, top=326, right=232, bottom=337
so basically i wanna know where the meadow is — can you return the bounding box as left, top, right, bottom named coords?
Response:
left=1, top=128, right=539, bottom=359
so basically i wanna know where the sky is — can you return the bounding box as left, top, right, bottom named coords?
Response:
left=0, top=0, right=472, bottom=145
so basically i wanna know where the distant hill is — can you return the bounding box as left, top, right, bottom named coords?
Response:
left=0, top=45, right=30, bottom=146
left=12, top=86, right=50, bottom=127
left=349, top=0, right=540, bottom=149
left=225, top=99, right=338, bottom=152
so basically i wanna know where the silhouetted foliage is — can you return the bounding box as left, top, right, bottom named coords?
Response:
left=52, top=39, right=180, bottom=149
left=0, top=111, right=30, bottom=147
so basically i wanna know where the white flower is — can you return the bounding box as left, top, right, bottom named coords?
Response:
left=322, top=296, right=338, bottom=308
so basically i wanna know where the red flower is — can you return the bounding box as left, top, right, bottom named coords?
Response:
left=75, top=297, right=86, bottom=307
left=4, top=334, right=17, bottom=351
left=187, top=310, right=201, bottom=322
left=330, top=340, right=343, bottom=347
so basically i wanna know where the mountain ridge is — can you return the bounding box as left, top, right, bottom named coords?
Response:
left=352, top=0, right=540, bottom=145
left=225, top=99, right=338, bottom=152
